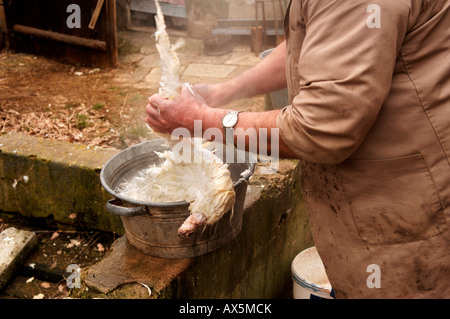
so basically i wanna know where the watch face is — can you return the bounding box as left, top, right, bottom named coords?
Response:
left=223, top=112, right=238, bottom=128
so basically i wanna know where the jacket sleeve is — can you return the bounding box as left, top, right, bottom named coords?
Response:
left=276, top=0, right=418, bottom=164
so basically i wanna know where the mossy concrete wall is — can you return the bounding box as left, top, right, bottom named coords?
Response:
left=0, top=132, right=123, bottom=234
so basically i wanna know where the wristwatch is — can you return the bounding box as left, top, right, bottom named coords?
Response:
left=222, top=110, right=240, bottom=145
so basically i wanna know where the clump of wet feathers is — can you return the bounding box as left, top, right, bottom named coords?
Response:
left=153, top=0, right=182, bottom=99
left=115, top=143, right=236, bottom=226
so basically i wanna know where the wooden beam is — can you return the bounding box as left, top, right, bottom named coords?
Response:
left=13, top=24, right=107, bottom=51
left=89, top=0, right=105, bottom=29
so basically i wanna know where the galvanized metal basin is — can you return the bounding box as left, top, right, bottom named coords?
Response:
left=100, top=139, right=255, bottom=258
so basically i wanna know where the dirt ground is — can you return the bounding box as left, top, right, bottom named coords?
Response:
left=0, top=49, right=152, bottom=150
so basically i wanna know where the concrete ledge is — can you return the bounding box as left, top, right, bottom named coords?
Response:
left=0, top=132, right=123, bottom=234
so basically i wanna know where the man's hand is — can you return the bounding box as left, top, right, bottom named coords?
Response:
left=145, top=84, right=212, bottom=134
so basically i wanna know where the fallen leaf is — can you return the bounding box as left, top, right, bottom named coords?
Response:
left=69, top=213, right=77, bottom=220
left=50, top=231, right=60, bottom=240
left=50, top=260, right=58, bottom=269
left=67, top=239, right=81, bottom=248
left=33, top=293, right=45, bottom=299
left=97, top=243, right=105, bottom=252
left=26, top=277, right=34, bottom=284
left=40, top=282, right=51, bottom=289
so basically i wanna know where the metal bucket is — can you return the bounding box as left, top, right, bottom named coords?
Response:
left=100, top=139, right=255, bottom=259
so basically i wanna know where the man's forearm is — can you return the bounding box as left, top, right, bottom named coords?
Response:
left=219, top=41, right=287, bottom=103
left=200, top=106, right=298, bottom=159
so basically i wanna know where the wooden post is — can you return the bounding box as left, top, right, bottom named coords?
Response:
left=251, top=26, right=263, bottom=54
left=0, top=0, right=8, bottom=49
left=105, top=0, right=118, bottom=67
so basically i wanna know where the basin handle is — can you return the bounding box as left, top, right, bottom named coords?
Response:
left=106, top=199, right=147, bottom=216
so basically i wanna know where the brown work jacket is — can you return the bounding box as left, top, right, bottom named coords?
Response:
left=277, top=0, right=450, bottom=298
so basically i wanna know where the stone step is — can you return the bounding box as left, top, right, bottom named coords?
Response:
left=0, top=227, right=38, bottom=292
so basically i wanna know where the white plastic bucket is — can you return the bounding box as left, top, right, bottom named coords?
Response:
left=291, top=246, right=334, bottom=299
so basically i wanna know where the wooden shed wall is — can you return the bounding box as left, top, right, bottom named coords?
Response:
left=4, top=0, right=117, bottom=67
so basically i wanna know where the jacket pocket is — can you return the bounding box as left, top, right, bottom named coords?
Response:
left=338, top=153, right=447, bottom=245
